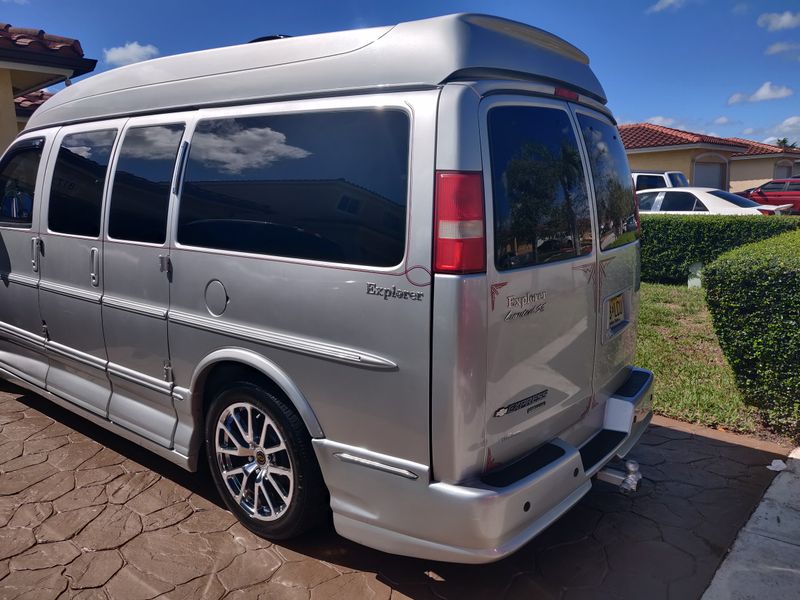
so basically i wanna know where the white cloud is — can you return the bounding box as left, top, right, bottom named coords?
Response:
left=646, top=0, right=686, bottom=13
left=765, top=42, right=800, bottom=55
left=757, top=11, right=800, bottom=31
left=191, top=121, right=311, bottom=174
left=762, top=136, right=779, bottom=144
left=742, top=127, right=756, bottom=135
left=728, top=81, right=793, bottom=104
left=750, top=81, right=794, bottom=101
left=775, top=115, right=800, bottom=135
left=103, top=41, right=160, bottom=67
left=1, top=0, right=30, bottom=4
left=732, top=2, right=748, bottom=15
left=713, top=116, right=730, bottom=125
left=646, top=115, right=677, bottom=127
left=727, top=92, right=746, bottom=105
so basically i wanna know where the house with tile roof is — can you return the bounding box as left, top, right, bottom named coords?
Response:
left=0, top=23, right=96, bottom=150
left=620, top=123, right=800, bottom=192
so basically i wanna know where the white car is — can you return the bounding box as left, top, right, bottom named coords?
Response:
left=637, top=187, right=793, bottom=215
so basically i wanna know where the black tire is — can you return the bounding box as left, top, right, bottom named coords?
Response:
left=204, top=380, right=329, bottom=539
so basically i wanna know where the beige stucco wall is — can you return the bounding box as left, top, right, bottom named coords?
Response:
left=730, top=157, right=784, bottom=192
left=0, top=70, right=19, bottom=153
left=626, top=147, right=742, bottom=190
left=626, top=149, right=695, bottom=180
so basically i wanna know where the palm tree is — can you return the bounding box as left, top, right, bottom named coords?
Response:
left=776, top=137, right=798, bottom=149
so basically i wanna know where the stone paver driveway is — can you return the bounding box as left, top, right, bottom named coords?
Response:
left=0, top=381, right=787, bottom=600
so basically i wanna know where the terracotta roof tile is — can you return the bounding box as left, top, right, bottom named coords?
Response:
left=14, top=90, right=53, bottom=117
left=619, top=123, right=746, bottom=150
left=726, top=137, right=800, bottom=157
left=0, top=23, right=85, bottom=59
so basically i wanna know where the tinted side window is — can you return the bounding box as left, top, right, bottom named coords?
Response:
left=109, top=125, right=184, bottom=244
left=49, top=130, right=117, bottom=237
left=661, top=192, right=697, bottom=211
left=668, top=172, right=689, bottom=187
left=488, top=106, right=592, bottom=270
left=578, top=115, right=639, bottom=250
left=787, top=182, right=800, bottom=192
left=0, top=140, right=43, bottom=228
left=761, top=181, right=787, bottom=192
left=637, top=192, right=658, bottom=211
left=693, top=199, right=708, bottom=212
left=635, top=175, right=666, bottom=191
left=178, top=110, right=409, bottom=266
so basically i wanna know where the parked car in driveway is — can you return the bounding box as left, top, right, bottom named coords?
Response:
left=734, top=178, right=800, bottom=214
left=631, top=170, right=689, bottom=191
left=638, top=187, right=793, bottom=215
left=0, top=13, right=654, bottom=563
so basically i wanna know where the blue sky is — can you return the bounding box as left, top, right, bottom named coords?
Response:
left=4, top=0, right=800, bottom=143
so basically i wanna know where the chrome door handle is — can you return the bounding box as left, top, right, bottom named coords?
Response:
left=30, top=237, right=39, bottom=273
left=90, top=247, right=99, bottom=287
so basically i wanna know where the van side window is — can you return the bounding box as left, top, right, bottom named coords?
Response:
left=177, top=110, right=410, bottom=267
left=577, top=115, right=639, bottom=250
left=48, top=130, right=117, bottom=237
left=108, top=124, right=185, bottom=244
left=0, top=139, right=43, bottom=228
left=488, top=106, right=592, bottom=271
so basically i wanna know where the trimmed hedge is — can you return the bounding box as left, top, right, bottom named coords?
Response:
left=704, top=230, right=800, bottom=439
left=640, top=215, right=800, bottom=284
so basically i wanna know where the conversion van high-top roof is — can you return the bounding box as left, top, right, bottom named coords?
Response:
left=0, top=13, right=653, bottom=562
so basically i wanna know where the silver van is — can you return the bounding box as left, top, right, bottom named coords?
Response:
left=0, top=14, right=653, bottom=563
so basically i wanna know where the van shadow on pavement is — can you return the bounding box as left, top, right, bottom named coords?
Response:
left=0, top=380, right=787, bottom=600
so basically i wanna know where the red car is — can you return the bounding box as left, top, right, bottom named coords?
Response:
left=737, top=178, right=800, bottom=214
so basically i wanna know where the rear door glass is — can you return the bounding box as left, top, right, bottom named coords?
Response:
left=577, top=114, right=638, bottom=250
left=487, top=105, right=592, bottom=270
left=661, top=191, right=697, bottom=211
left=637, top=192, right=658, bottom=211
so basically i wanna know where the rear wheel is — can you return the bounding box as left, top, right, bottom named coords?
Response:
left=204, top=381, right=328, bottom=539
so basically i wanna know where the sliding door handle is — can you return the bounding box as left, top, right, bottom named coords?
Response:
left=30, top=237, right=40, bottom=273
left=89, top=247, right=100, bottom=287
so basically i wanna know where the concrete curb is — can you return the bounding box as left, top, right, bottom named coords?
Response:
left=702, top=447, right=800, bottom=599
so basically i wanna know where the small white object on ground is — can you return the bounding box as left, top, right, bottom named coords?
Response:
left=767, top=459, right=787, bottom=471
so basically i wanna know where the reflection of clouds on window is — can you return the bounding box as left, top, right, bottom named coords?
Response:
left=120, top=125, right=184, bottom=161
left=192, top=121, right=311, bottom=175
left=62, top=130, right=116, bottom=161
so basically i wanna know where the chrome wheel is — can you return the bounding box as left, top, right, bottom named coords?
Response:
left=214, top=401, right=293, bottom=521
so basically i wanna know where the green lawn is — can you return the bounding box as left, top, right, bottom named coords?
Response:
left=636, top=282, right=762, bottom=435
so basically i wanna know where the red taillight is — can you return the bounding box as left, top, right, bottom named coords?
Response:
left=554, top=87, right=580, bottom=101
left=433, top=171, right=486, bottom=274
left=757, top=209, right=771, bottom=216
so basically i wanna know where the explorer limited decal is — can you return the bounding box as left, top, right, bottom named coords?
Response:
left=366, top=283, right=424, bottom=301
left=493, top=389, right=549, bottom=417
left=504, top=290, right=547, bottom=321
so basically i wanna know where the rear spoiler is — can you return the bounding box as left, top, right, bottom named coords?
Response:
left=758, top=204, right=794, bottom=214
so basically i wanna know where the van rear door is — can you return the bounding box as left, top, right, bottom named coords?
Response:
left=570, top=107, right=641, bottom=420
left=480, top=96, right=598, bottom=470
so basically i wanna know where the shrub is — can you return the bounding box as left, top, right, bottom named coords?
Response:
left=640, top=215, right=800, bottom=284
left=704, top=230, right=800, bottom=439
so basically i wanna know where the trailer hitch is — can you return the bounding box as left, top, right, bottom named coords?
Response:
left=596, top=460, right=642, bottom=494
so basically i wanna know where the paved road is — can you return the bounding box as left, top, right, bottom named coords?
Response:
left=0, top=381, right=787, bottom=600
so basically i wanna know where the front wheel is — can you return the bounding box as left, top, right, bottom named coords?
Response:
left=204, top=381, right=328, bottom=539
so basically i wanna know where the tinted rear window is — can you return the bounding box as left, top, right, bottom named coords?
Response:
left=661, top=191, right=697, bottom=211
left=577, top=115, right=639, bottom=250
left=49, top=130, right=117, bottom=237
left=178, top=110, right=409, bottom=266
left=635, top=175, right=665, bottom=191
left=488, top=106, right=592, bottom=271
left=109, top=124, right=185, bottom=244
left=637, top=192, right=658, bottom=211
left=709, top=190, right=760, bottom=208
left=668, top=172, right=689, bottom=187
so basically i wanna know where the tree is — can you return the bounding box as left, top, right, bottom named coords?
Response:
left=776, top=137, right=798, bottom=149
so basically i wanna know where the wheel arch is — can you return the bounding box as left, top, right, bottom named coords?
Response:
left=190, top=348, right=325, bottom=441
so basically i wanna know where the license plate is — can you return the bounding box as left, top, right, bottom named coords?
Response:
left=609, top=293, right=625, bottom=328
